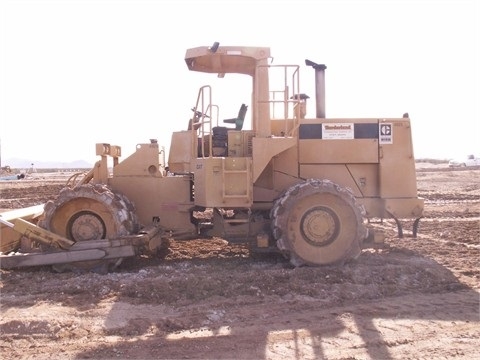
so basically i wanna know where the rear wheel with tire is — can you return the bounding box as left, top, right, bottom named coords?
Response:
left=271, top=179, right=367, bottom=267
left=39, top=184, right=138, bottom=273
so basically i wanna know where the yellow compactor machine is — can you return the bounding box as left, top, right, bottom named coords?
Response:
left=0, top=43, right=423, bottom=272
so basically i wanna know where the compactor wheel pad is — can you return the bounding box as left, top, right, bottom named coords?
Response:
left=271, top=179, right=367, bottom=266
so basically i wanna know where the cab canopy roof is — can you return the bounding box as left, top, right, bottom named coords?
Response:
left=185, top=44, right=271, bottom=76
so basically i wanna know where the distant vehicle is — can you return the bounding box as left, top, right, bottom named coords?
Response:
left=448, top=155, right=480, bottom=167
left=0, top=173, right=25, bottom=181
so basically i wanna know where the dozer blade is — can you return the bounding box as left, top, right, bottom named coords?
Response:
left=0, top=239, right=136, bottom=269
left=0, top=204, right=45, bottom=253
left=10, top=218, right=75, bottom=249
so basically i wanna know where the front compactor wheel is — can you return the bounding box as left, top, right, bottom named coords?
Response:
left=39, top=184, right=138, bottom=273
left=271, top=179, right=367, bottom=267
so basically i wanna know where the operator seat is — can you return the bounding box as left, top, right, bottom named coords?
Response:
left=210, top=104, right=248, bottom=157
left=223, top=103, right=248, bottom=130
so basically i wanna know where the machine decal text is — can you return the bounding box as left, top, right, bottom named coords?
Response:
left=322, top=123, right=354, bottom=139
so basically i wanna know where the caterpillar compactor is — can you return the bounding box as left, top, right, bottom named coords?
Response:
left=0, top=43, right=423, bottom=272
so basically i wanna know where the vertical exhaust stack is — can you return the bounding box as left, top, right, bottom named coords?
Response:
left=305, top=60, right=327, bottom=118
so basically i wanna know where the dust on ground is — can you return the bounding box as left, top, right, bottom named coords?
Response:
left=0, top=166, right=479, bottom=359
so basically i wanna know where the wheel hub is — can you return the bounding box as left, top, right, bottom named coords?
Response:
left=300, top=206, right=339, bottom=247
left=67, top=211, right=106, bottom=241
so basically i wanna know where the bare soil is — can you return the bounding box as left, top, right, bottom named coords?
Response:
left=1, top=167, right=479, bottom=359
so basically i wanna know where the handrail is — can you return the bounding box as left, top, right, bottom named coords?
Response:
left=192, top=85, right=213, bottom=158
left=257, top=64, right=301, bottom=137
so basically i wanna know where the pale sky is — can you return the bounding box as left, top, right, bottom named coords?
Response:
left=1, top=0, right=478, bottom=165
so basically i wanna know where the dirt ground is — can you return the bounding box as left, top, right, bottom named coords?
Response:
left=0, top=166, right=479, bottom=359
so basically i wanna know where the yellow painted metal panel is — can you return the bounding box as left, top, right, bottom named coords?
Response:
left=168, top=131, right=194, bottom=173
left=110, top=176, right=194, bottom=232
left=299, top=139, right=379, bottom=164
left=252, top=137, right=296, bottom=182
left=379, top=120, right=418, bottom=198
